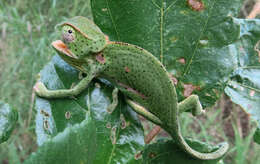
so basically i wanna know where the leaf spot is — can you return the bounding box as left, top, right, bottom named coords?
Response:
left=187, top=0, right=205, bottom=11
left=65, top=111, right=71, bottom=119
left=134, top=151, right=142, bottom=160
left=149, top=152, right=157, bottom=158
left=40, top=109, right=50, bottom=117
left=254, top=40, right=260, bottom=62
left=120, top=114, right=127, bottom=129
left=199, top=39, right=208, bottom=46
left=169, top=36, right=178, bottom=43
left=106, top=122, right=111, bottom=129
left=43, top=120, right=49, bottom=130
left=183, top=84, right=200, bottom=97
left=178, top=58, right=186, bottom=64
left=124, top=66, right=131, bottom=73
left=110, top=126, right=117, bottom=145
left=102, top=8, right=107, bottom=12
left=250, top=90, right=255, bottom=97
left=169, top=73, right=178, bottom=85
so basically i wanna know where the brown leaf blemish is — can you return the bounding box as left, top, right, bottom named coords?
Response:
left=106, top=122, right=111, bottom=129
left=124, top=66, right=131, bottom=73
left=102, top=8, right=108, bottom=12
left=110, top=126, right=117, bottom=145
left=96, top=53, right=106, bottom=64
left=40, top=109, right=50, bottom=117
left=168, top=73, right=178, bottom=85
left=134, top=151, right=142, bottom=160
left=65, top=111, right=71, bottom=119
left=250, top=90, right=255, bottom=97
left=145, top=125, right=161, bottom=144
left=170, top=36, right=178, bottom=43
left=183, top=84, right=200, bottom=97
left=254, top=40, right=260, bottom=62
left=178, top=58, right=186, bottom=64
left=120, top=114, right=127, bottom=129
left=43, top=120, right=49, bottom=130
left=149, top=152, right=157, bottom=158
left=187, top=0, right=204, bottom=11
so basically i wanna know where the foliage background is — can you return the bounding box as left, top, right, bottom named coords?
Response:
left=0, top=0, right=260, bottom=163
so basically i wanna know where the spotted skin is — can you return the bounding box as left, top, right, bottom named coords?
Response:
left=34, top=16, right=229, bottom=160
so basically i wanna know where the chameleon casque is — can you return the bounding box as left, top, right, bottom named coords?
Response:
left=34, top=16, right=229, bottom=160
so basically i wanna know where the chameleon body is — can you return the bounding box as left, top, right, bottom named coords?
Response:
left=34, top=16, right=228, bottom=160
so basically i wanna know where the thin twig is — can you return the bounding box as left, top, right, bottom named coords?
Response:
left=27, top=89, right=35, bottom=128
left=247, top=1, right=260, bottom=18
left=144, top=125, right=161, bottom=144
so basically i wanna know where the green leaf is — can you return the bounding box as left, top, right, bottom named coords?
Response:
left=0, top=101, right=18, bottom=144
left=91, top=0, right=260, bottom=150
left=91, top=0, right=243, bottom=107
left=224, top=19, right=260, bottom=144
left=142, top=139, right=224, bottom=164
left=24, top=55, right=144, bottom=164
left=254, top=127, right=260, bottom=145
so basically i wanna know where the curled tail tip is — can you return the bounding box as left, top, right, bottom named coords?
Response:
left=217, top=142, right=229, bottom=154
left=199, top=142, right=229, bottom=160
left=181, top=138, right=229, bottom=160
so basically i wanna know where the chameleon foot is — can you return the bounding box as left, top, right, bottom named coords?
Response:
left=33, top=82, right=48, bottom=97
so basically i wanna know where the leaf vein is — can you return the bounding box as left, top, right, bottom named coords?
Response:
left=182, top=0, right=217, bottom=76
left=105, top=0, right=120, bottom=40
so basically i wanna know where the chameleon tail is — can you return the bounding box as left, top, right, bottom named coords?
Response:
left=167, top=113, right=229, bottom=160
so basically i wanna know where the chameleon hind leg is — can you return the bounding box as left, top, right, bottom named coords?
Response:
left=126, top=99, right=163, bottom=126
left=126, top=95, right=205, bottom=144
left=126, top=95, right=205, bottom=125
left=178, top=95, right=205, bottom=116
left=34, top=74, right=95, bottom=98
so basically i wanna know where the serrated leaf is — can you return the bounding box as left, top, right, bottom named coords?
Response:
left=91, top=0, right=243, bottom=107
left=142, top=139, right=224, bottom=164
left=0, top=101, right=18, bottom=144
left=24, top=55, right=144, bottom=164
left=224, top=19, right=260, bottom=144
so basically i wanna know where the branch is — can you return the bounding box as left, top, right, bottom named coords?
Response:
left=247, top=1, right=260, bottom=19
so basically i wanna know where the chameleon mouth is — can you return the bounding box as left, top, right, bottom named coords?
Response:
left=51, top=40, right=78, bottom=59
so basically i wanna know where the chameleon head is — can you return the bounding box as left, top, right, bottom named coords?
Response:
left=52, top=16, right=108, bottom=60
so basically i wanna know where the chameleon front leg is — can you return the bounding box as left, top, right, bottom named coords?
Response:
left=34, top=73, right=96, bottom=98
left=178, top=95, right=205, bottom=116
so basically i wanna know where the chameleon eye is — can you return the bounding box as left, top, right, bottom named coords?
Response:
left=68, top=30, right=73, bottom=34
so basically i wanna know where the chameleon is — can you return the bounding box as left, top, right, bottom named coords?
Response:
left=34, top=16, right=229, bottom=160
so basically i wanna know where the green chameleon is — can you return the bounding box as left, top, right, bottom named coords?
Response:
left=34, top=16, right=228, bottom=160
